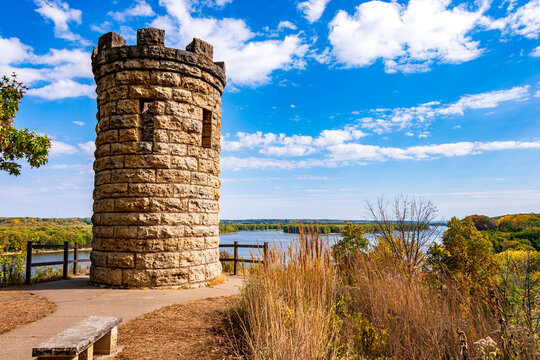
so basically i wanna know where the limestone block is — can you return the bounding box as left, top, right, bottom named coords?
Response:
left=115, top=197, right=151, bottom=212
left=96, top=130, right=118, bottom=146
left=151, top=71, right=182, bottom=86
left=186, top=38, right=213, bottom=60
left=160, top=60, right=202, bottom=77
left=150, top=197, right=188, bottom=212
left=165, top=102, right=201, bottom=118
left=117, top=99, right=140, bottom=114
left=95, top=144, right=110, bottom=158
left=90, top=251, right=108, bottom=267
left=170, top=144, right=188, bottom=156
left=93, top=226, right=114, bottom=238
left=169, top=131, right=200, bottom=146
left=119, top=238, right=164, bottom=252
left=191, top=172, right=209, bottom=185
left=152, top=268, right=189, bottom=287
left=135, top=252, right=179, bottom=269
left=152, top=142, right=170, bottom=155
left=137, top=28, right=165, bottom=46
left=205, top=261, right=222, bottom=279
left=110, top=169, right=156, bottom=183
left=199, top=158, right=219, bottom=175
left=116, top=70, right=150, bottom=85
left=125, top=154, right=170, bottom=168
left=94, top=156, right=124, bottom=172
left=161, top=212, right=200, bottom=225
left=108, top=253, right=134, bottom=268
left=122, top=269, right=153, bottom=287
left=153, top=129, right=169, bottom=142
left=172, top=88, right=193, bottom=102
left=189, top=199, right=219, bottom=212
left=114, top=226, right=139, bottom=239
left=100, top=74, right=116, bottom=89
left=98, top=32, right=126, bottom=50
left=205, top=236, right=219, bottom=248
left=93, top=199, right=114, bottom=213
left=110, top=142, right=138, bottom=155
left=124, top=58, right=160, bottom=69
left=129, top=183, right=173, bottom=197
left=94, top=184, right=128, bottom=199
left=156, top=169, right=190, bottom=183
left=92, top=266, right=122, bottom=285
left=109, top=114, right=141, bottom=129
left=137, top=225, right=184, bottom=239
left=170, top=156, right=198, bottom=171
left=95, top=171, right=111, bottom=186
left=179, top=250, right=206, bottom=268
left=188, top=265, right=206, bottom=283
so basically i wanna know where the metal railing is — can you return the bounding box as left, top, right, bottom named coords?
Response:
left=25, top=241, right=90, bottom=284
left=219, top=241, right=268, bottom=275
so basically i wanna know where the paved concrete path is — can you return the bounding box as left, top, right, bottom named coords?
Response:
left=0, top=276, right=244, bottom=360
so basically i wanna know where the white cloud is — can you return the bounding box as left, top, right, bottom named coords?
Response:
left=222, top=125, right=367, bottom=156
left=439, top=85, right=530, bottom=115
left=0, top=34, right=94, bottom=100
left=531, top=45, right=540, bottom=56
left=73, top=121, right=85, bottom=126
left=50, top=140, right=78, bottom=156
left=328, top=140, right=540, bottom=162
left=152, top=0, right=308, bottom=86
left=27, top=79, right=95, bottom=100
left=90, top=21, right=112, bottom=33
left=78, top=141, right=96, bottom=158
left=278, top=21, right=297, bottom=31
left=298, top=0, right=331, bottom=23
left=329, top=0, right=488, bottom=72
left=491, top=0, right=540, bottom=39
left=34, top=0, right=88, bottom=44
left=214, top=0, right=234, bottom=6
left=358, top=85, right=530, bottom=134
left=108, top=0, right=155, bottom=22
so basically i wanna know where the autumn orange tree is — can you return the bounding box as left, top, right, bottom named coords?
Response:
left=0, top=73, right=50, bottom=175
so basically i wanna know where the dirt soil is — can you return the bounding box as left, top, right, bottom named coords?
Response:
left=115, top=296, right=245, bottom=360
left=0, top=290, right=56, bottom=334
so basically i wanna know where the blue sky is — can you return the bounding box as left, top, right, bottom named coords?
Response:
left=0, top=0, right=539, bottom=220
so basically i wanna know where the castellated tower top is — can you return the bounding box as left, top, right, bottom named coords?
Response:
left=90, top=28, right=225, bottom=288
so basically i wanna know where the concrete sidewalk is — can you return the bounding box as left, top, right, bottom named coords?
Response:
left=0, top=276, right=244, bottom=360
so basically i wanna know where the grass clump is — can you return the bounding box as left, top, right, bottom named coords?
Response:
left=231, top=225, right=538, bottom=360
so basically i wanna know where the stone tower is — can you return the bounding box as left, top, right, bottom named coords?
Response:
left=90, top=28, right=225, bottom=287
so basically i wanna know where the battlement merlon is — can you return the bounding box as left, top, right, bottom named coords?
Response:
left=91, top=28, right=226, bottom=93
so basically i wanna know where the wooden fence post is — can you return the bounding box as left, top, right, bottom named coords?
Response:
left=63, top=241, right=69, bottom=279
left=233, top=241, right=238, bottom=276
left=73, top=242, right=79, bottom=275
left=26, top=241, right=33, bottom=285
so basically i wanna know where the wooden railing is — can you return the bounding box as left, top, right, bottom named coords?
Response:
left=219, top=241, right=268, bottom=275
left=25, top=241, right=90, bottom=285
left=24, top=241, right=268, bottom=283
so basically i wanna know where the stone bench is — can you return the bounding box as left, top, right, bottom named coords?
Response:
left=32, top=316, right=122, bottom=360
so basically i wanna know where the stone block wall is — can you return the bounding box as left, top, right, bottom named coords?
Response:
left=90, top=28, right=225, bottom=287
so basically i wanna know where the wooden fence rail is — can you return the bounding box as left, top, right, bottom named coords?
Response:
left=219, top=241, right=268, bottom=275
left=25, top=241, right=91, bottom=285
left=24, top=241, right=268, bottom=283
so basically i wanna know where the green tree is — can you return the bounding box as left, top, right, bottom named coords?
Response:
left=332, top=221, right=369, bottom=260
left=0, top=73, right=50, bottom=175
left=428, top=217, right=496, bottom=297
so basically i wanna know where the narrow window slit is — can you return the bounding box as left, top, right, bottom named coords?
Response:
left=202, top=109, right=212, bottom=148
left=140, top=99, right=154, bottom=142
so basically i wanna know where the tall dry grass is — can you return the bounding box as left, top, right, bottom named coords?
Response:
left=232, top=227, right=506, bottom=360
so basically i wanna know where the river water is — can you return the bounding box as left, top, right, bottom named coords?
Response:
left=20, top=227, right=446, bottom=270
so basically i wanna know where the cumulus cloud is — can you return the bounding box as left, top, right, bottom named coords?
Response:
left=78, top=141, right=96, bottom=158
left=531, top=45, right=540, bottom=56
left=50, top=140, right=78, bottom=156
left=490, top=0, right=540, bottom=39
left=222, top=125, right=367, bottom=156
left=152, top=0, right=308, bottom=86
left=108, top=0, right=155, bottom=22
left=328, top=0, right=489, bottom=72
left=298, top=0, right=331, bottom=23
left=0, top=34, right=94, bottom=100
left=27, top=80, right=95, bottom=100
left=278, top=21, right=297, bottom=31
left=34, top=0, right=88, bottom=44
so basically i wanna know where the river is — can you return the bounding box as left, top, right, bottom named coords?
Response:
left=18, top=227, right=446, bottom=271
